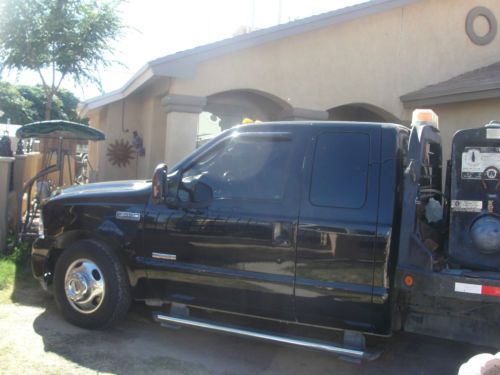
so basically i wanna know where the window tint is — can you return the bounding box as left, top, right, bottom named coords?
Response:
left=182, top=134, right=293, bottom=201
left=310, top=132, right=369, bottom=208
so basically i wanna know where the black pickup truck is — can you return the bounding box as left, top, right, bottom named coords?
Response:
left=32, top=111, right=500, bottom=360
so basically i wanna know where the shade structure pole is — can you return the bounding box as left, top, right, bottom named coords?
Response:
left=57, top=137, right=64, bottom=186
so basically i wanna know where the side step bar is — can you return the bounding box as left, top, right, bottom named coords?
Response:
left=154, top=313, right=381, bottom=362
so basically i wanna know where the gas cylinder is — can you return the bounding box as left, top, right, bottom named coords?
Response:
left=448, top=121, right=500, bottom=269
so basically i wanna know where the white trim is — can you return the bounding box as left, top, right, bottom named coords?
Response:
left=115, top=211, right=141, bottom=222
left=152, top=252, right=177, bottom=261
left=455, top=282, right=482, bottom=294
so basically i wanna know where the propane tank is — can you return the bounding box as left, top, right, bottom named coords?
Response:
left=470, top=215, right=500, bottom=254
left=448, top=121, right=500, bottom=269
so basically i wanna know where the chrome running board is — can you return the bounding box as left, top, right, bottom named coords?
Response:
left=154, top=313, right=381, bottom=361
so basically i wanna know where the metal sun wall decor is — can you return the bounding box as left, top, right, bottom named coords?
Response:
left=107, top=139, right=135, bottom=167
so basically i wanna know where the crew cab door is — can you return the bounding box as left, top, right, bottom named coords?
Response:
left=143, top=129, right=305, bottom=320
left=295, top=126, right=381, bottom=333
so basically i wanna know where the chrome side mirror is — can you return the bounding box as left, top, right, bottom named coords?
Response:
left=152, top=163, right=167, bottom=204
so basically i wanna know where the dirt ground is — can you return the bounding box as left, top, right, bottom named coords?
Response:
left=0, top=279, right=495, bottom=375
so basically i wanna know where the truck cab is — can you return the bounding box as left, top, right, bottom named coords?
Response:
left=143, top=122, right=408, bottom=335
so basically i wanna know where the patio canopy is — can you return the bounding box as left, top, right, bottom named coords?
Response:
left=16, top=120, right=105, bottom=141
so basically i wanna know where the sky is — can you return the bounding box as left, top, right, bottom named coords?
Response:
left=3, top=0, right=365, bottom=100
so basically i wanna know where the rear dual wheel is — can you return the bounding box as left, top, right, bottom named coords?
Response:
left=53, top=239, right=131, bottom=329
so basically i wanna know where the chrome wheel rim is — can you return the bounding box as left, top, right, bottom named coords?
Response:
left=64, top=259, right=105, bottom=314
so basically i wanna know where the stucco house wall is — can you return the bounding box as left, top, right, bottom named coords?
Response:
left=434, top=99, right=500, bottom=168
left=81, top=0, right=500, bottom=181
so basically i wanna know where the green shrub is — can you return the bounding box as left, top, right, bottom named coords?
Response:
left=0, top=237, right=33, bottom=290
left=6, top=236, right=32, bottom=266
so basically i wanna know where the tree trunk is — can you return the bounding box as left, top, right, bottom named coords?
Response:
left=40, top=89, right=55, bottom=153
left=44, top=91, right=54, bottom=120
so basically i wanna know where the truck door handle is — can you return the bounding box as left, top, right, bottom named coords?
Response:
left=272, top=222, right=290, bottom=247
left=272, top=237, right=290, bottom=247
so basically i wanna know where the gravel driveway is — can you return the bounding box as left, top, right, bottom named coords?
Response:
left=0, top=280, right=494, bottom=375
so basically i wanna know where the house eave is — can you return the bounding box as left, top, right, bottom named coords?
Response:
left=401, top=88, right=500, bottom=108
left=80, top=0, right=421, bottom=114
left=78, top=65, right=156, bottom=117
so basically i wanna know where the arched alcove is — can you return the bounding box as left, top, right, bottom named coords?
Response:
left=197, top=89, right=292, bottom=144
left=328, top=103, right=400, bottom=123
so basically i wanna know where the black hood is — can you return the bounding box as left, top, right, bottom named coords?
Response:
left=50, top=180, right=151, bottom=202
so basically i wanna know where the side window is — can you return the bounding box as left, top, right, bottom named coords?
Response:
left=181, top=135, right=293, bottom=201
left=310, top=132, right=370, bottom=209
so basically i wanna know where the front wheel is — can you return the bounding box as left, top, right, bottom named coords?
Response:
left=53, top=239, right=131, bottom=329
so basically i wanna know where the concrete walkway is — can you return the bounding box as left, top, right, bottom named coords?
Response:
left=0, top=283, right=494, bottom=375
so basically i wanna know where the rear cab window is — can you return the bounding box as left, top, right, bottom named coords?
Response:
left=310, top=132, right=370, bottom=209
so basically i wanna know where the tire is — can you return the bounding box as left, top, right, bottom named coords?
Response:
left=53, top=239, right=131, bottom=329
